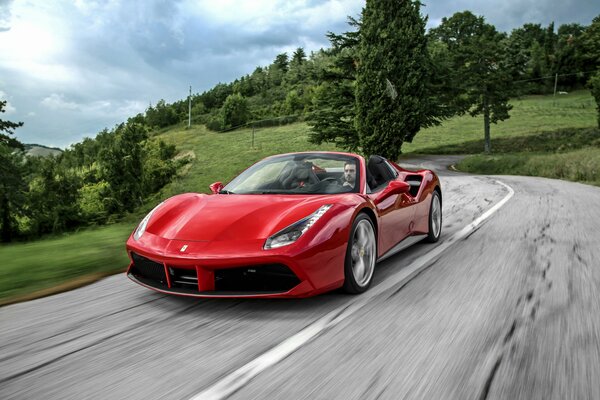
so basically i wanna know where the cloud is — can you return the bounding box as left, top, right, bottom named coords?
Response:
left=0, top=0, right=13, bottom=31
left=41, top=94, right=79, bottom=111
left=424, top=0, right=600, bottom=31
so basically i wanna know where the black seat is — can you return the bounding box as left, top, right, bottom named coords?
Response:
left=281, top=162, right=319, bottom=189
left=367, top=156, right=390, bottom=189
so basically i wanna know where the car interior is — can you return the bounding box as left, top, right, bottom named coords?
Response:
left=280, top=161, right=320, bottom=189
left=249, top=156, right=423, bottom=196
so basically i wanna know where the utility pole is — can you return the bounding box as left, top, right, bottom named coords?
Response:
left=188, top=85, right=192, bottom=128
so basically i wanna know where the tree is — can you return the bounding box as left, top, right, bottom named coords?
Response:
left=0, top=145, right=26, bottom=242
left=98, top=123, right=147, bottom=213
left=356, top=0, right=440, bottom=160
left=589, top=71, right=600, bottom=128
left=292, top=47, right=307, bottom=66
left=431, top=11, right=513, bottom=153
left=199, top=83, right=233, bottom=111
left=282, top=90, right=303, bottom=115
left=273, top=53, right=289, bottom=72
left=555, top=23, right=586, bottom=88
left=308, top=17, right=361, bottom=151
left=221, top=93, right=250, bottom=129
left=0, top=100, right=25, bottom=241
left=577, top=15, right=600, bottom=73
left=0, top=100, right=24, bottom=149
left=26, top=155, right=81, bottom=235
left=145, top=99, right=179, bottom=128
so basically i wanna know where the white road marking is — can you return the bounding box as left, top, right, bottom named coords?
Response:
left=189, top=180, right=515, bottom=400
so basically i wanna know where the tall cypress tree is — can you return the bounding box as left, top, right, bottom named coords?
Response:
left=356, top=0, right=435, bottom=160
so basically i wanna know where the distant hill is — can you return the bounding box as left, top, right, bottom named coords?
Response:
left=24, top=144, right=63, bottom=157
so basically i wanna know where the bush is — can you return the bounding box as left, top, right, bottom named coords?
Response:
left=221, top=93, right=250, bottom=129
left=205, top=114, right=223, bottom=131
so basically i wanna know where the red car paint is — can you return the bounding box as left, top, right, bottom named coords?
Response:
left=126, top=152, right=441, bottom=298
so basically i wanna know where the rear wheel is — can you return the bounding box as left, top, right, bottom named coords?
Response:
left=426, top=190, right=442, bottom=243
left=343, top=214, right=376, bottom=294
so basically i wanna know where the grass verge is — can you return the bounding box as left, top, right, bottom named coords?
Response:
left=0, top=224, right=133, bottom=304
left=456, top=147, right=600, bottom=186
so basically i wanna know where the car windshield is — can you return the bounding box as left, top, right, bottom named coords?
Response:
left=223, top=154, right=360, bottom=195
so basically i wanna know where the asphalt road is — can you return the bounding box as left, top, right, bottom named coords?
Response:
left=1, top=157, right=599, bottom=400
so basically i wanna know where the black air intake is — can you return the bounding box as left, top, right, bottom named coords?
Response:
left=130, top=252, right=168, bottom=288
left=214, top=264, right=300, bottom=292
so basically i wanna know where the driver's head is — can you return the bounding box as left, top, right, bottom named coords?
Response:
left=344, top=161, right=356, bottom=185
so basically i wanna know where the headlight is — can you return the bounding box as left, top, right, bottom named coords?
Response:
left=264, top=205, right=332, bottom=249
left=133, top=202, right=164, bottom=241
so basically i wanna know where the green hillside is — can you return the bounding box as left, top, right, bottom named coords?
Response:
left=0, top=90, right=598, bottom=305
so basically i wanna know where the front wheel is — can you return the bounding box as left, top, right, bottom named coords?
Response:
left=343, top=214, right=377, bottom=294
left=426, top=190, right=442, bottom=243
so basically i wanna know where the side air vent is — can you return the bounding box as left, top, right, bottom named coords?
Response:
left=405, top=175, right=423, bottom=197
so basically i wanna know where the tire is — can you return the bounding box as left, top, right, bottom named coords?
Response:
left=426, top=190, right=442, bottom=243
left=343, top=214, right=377, bottom=294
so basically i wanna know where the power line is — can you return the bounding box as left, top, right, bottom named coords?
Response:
left=512, top=70, right=597, bottom=83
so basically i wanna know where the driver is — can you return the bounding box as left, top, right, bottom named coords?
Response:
left=342, top=161, right=356, bottom=188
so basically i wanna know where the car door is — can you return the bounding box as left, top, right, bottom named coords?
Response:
left=366, top=156, right=416, bottom=256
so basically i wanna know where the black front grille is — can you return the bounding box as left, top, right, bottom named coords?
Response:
left=169, top=267, right=198, bottom=290
left=214, top=264, right=300, bottom=292
left=130, top=252, right=168, bottom=288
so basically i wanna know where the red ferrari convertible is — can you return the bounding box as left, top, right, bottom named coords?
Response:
left=126, top=151, right=442, bottom=298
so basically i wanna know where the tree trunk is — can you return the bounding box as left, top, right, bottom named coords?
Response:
left=483, top=95, right=491, bottom=154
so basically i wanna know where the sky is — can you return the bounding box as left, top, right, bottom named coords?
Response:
left=1, top=0, right=599, bottom=149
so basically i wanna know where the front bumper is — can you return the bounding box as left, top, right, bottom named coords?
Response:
left=125, top=230, right=347, bottom=298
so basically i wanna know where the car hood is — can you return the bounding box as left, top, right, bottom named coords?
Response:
left=145, top=193, right=342, bottom=242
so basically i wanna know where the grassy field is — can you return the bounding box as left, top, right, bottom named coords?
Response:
left=0, top=90, right=597, bottom=305
left=402, top=90, right=596, bottom=153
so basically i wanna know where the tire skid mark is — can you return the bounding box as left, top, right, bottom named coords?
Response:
left=503, top=321, right=517, bottom=345
left=478, top=355, right=503, bottom=400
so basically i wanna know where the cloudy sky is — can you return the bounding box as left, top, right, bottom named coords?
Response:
left=1, top=0, right=599, bottom=148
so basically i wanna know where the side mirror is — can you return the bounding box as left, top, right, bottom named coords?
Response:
left=375, top=180, right=410, bottom=204
left=209, top=182, right=223, bottom=194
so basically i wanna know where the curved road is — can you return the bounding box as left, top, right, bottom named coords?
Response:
left=1, top=157, right=599, bottom=400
